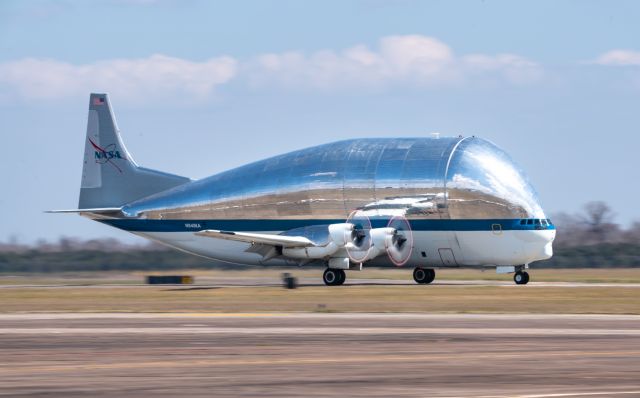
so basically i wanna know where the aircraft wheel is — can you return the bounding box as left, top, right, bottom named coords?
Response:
left=335, top=269, right=346, bottom=285
left=514, top=271, right=530, bottom=285
left=413, top=267, right=435, bottom=284
left=424, top=269, right=436, bottom=284
left=323, top=268, right=345, bottom=286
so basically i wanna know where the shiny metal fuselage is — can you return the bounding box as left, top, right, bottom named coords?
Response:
left=97, top=136, right=555, bottom=268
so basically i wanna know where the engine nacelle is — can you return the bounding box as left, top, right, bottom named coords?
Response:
left=370, top=227, right=396, bottom=249
left=281, top=220, right=412, bottom=266
left=328, top=223, right=354, bottom=247
left=283, top=223, right=356, bottom=260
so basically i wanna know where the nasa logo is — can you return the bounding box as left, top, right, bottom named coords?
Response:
left=88, top=138, right=125, bottom=173
left=94, top=148, right=122, bottom=160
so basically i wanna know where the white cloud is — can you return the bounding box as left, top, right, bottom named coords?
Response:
left=593, top=50, right=640, bottom=66
left=247, top=35, right=541, bottom=89
left=461, top=53, right=543, bottom=85
left=0, top=35, right=542, bottom=102
left=0, top=54, right=238, bottom=103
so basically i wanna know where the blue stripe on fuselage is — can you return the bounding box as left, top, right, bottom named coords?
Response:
left=98, top=218, right=556, bottom=232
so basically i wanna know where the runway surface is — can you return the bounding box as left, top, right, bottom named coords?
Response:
left=1, top=313, right=639, bottom=397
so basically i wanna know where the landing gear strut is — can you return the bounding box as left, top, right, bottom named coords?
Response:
left=514, top=271, right=530, bottom=285
left=413, top=267, right=436, bottom=284
left=323, top=268, right=346, bottom=286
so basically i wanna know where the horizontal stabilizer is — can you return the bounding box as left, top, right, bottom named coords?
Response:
left=46, top=207, right=122, bottom=214
left=195, top=230, right=314, bottom=248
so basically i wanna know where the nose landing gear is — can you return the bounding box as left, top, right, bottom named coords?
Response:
left=413, top=267, right=436, bottom=284
left=323, top=268, right=346, bottom=286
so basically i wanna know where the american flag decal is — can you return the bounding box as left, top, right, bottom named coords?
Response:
left=93, top=97, right=105, bottom=105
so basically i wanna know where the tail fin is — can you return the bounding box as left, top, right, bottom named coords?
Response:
left=78, top=93, right=190, bottom=209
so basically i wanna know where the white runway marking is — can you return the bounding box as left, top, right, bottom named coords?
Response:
left=1, top=312, right=639, bottom=321
left=468, top=391, right=640, bottom=398
left=1, top=327, right=639, bottom=335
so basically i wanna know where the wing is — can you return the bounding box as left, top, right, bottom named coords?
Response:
left=194, top=223, right=391, bottom=265
left=194, top=229, right=315, bottom=248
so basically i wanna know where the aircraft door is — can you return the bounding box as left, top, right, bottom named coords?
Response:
left=439, top=248, right=458, bottom=266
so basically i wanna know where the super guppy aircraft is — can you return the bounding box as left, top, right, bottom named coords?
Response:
left=54, top=93, right=556, bottom=286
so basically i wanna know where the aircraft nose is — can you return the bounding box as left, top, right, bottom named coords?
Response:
left=541, top=241, right=554, bottom=260
left=518, top=229, right=556, bottom=243
left=519, top=229, right=555, bottom=262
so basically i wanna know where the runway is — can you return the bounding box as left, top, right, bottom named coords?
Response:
left=1, top=313, right=639, bottom=397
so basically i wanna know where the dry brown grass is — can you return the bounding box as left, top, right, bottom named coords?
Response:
left=1, top=284, right=638, bottom=314
left=1, top=268, right=638, bottom=314
left=2, top=267, right=640, bottom=285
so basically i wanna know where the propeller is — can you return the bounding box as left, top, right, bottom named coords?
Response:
left=386, top=216, right=413, bottom=266
left=345, top=211, right=372, bottom=263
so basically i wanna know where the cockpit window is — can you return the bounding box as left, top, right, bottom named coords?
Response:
left=534, top=219, right=541, bottom=225
left=527, top=219, right=533, bottom=225
left=520, top=219, right=527, bottom=225
left=541, top=219, right=548, bottom=226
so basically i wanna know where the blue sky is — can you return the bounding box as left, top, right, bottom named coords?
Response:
left=1, top=0, right=639, bottom=243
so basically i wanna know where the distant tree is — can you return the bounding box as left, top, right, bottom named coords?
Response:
left=580, top=201, right=619, bottom=244
left=623, top=221, right=640, bottom=244
left=550, top=211, right=586, bottom=247
left=58, top=237, right=77, bottom=252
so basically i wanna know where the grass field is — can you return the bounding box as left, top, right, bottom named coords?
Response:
left=0, top=268, right=639, bottom=314
left=2, top=267, right=640, bottom=285
left=0, top=285, right=638, bottom=314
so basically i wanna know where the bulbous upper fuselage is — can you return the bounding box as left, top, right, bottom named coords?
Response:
left=122, top=136, right=546, bottom=223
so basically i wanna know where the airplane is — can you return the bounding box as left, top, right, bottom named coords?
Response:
left=51, top=93, right=556, bottom=286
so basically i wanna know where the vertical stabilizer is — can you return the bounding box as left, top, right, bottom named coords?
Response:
left=78, top=93, right=190, bottom=209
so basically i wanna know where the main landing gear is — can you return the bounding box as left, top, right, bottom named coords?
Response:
left=323, top=268, right=346, bottom=286
left=514, top=271, right=530, bottom=285
left=413, top=267, right=436, bottom=284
